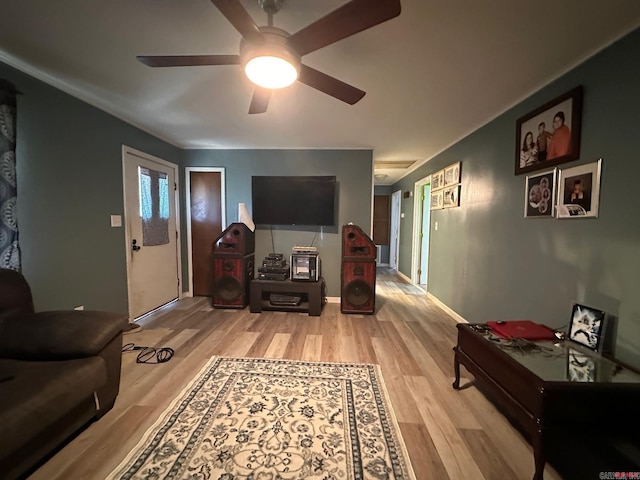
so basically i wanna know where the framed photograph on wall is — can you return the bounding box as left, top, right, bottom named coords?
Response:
left=431, top=170, right=445, bottom=191
left=430, top=190, right=443, bottom=210
left=442, top=185, right=460, bottom=208
left=556, top=158, right=602, bottom=218
left=515, top=86, right=583, bottom=175
left=444, top=162, right=461, bottom=186
left=568, top=303, right=606, bottom=352
left=524, top=169, right=556, bottom=218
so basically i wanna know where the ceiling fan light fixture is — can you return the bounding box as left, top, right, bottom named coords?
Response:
left=241, top=26, right=300, bottom=90
left=244, top=55, right=298, bottom=89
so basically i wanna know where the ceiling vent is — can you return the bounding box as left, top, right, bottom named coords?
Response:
left=374, top=160, right=417, bottom=169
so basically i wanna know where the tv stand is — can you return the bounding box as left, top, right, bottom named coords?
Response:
left=250, top=278, right=326, bottom=316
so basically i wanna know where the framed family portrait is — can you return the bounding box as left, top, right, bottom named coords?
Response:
left=515, top=86, right=583, bottom=175
left=568, top=303, right=606, bottom=352
left=524, top=169, right=556, bottom=218
left=556, top=158, right=602, bottom=218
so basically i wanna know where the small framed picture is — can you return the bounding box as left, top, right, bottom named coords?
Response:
left=567, top=347, right=596, bottom=382
left=443, top=185, right=460, bottom=208
left=524, top=169, right=556, bottom=218
left=444, top=162, right=461, bottom=186
left=568, top=303, right=606, bottom=352
left=430, top=190, right=443, bottom=210
left=431, top=170, right=445, bottom=191
left=515, top=86, right=583, bottom=175
left=556, top=158, right=602, bottom=218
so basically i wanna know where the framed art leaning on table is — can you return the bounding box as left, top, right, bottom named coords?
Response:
left=568, top=303, right=606, bottom=352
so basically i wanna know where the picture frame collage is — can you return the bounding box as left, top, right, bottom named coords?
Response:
left=431, top=162, right=461, bottom=210
left=524, top=159, right=602, bottom=219
left=517, top=86, right=602, bottom=219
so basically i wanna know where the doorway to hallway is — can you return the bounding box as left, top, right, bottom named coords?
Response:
left=412, top=177, right=431, bottom=290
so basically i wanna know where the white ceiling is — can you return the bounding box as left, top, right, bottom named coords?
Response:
left=2, top=0, right=640, bottom=185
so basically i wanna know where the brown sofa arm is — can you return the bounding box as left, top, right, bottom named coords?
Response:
left=0, top=310, right=128, bottom=360
left=0, top=269, right=35, bottom=319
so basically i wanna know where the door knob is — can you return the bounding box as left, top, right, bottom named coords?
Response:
left=132, top=239, right=141, bottom=251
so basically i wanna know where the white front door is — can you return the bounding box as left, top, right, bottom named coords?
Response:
left=123, top=147, right=180, bottom=319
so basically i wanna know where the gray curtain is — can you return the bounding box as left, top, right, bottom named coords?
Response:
left=0, top=79, right=20, bottom=270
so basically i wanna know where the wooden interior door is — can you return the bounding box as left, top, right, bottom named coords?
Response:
left=373, top=195, right=390, bottom=245
left=189, top=170, right=223, bottom=296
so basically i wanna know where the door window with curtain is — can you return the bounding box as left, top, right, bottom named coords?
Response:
left=0, top=79, right=20, bottom=270
left=139, top=166, right=170, bottom=246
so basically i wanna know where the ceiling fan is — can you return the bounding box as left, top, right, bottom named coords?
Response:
left=137, top=0, right=401, bottom=114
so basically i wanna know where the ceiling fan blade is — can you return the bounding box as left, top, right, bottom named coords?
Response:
left=137, top=55, right=240, bottom=67
left=298, top=65, right=365, bottom=105
left=288, top=0, right=401, bottom=56
left=211, top=0, right=263, bottom=43
left=249, top=87, right=271, bottom=114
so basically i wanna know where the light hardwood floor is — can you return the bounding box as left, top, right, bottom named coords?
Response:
left=28, top=268, right=562, bottom=480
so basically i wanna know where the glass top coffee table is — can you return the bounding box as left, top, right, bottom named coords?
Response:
left=452, top=323, right=640, bottom=480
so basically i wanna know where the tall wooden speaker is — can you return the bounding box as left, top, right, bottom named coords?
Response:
left=341, top=224, right=376, bottom=314
left=212, top=254, right=254, bottom=308
left=212, top=223, right=255, bottom=308
left=212, top=222, right=255, bottom=255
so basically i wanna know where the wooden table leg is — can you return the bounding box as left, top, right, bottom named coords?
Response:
left=532, top=425, right=545, bottom=480
left=452, top=348, right=461, bottom=389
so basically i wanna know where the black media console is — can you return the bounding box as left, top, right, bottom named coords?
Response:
left=250, top=278, right=326, bottom=316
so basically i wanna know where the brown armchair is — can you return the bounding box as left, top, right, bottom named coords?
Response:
left=0, top=268, right=128, bottom=480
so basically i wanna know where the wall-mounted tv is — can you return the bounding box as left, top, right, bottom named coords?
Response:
left=252, top=176, right=337, bottom=226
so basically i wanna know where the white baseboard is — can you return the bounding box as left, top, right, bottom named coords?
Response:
left=326, top=296, right=340, bottom=304
left=427, top=293, right=468, bottom=324
left=396, top=270, right=412, bottom=284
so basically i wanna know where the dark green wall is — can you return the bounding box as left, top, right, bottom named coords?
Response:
left=183, top=150, right=373, bottom=297
left=1, top=61, right=183, bottom=314
left=1, top=55, right=373, bottom=310
left=392, top=27, right=640, bottom=368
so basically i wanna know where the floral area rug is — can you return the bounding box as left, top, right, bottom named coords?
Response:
left=107, top=356, right=416, bottom=480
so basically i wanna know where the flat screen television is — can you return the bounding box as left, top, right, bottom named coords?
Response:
left=252, top=176, right=337, bottom=226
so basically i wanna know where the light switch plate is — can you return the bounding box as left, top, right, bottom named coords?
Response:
left=110, top=215, right=122, bottom=227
